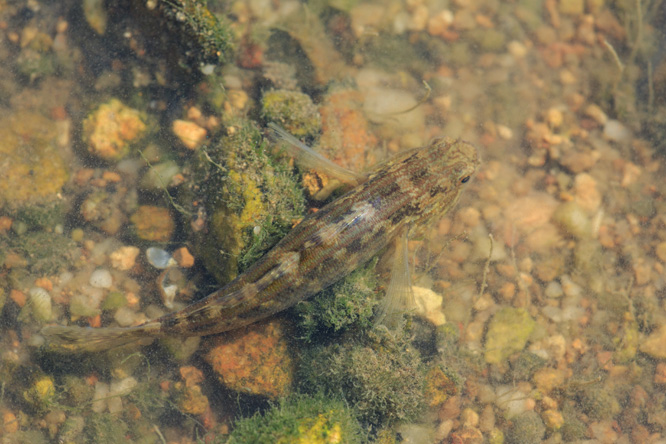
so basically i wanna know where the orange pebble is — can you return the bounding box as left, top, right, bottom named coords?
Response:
left=88, top=314, right=101, bottom=328
left=199, top=404, right=217, bottom=430
left=75, top=168, right=95, bottom=186
left=4, top=252, right=27, bottom=268
left=0, top=216, right=12, bottom=233
left=180, top=366, right=204, bottom=386
left=9, top=289, right=26, bottom=307
left=35, top=277, right=53, bottom=292
left=102, top=171, right=122, bottom=182
left=2, top=410, right=19, bottom=434
left=173, top=247, right=195, bottom=268
left=85, top=374, right=99, bottom=386
left=125, top=292, right=139, bottom=308
left=50, top=105, right=68, bottom=120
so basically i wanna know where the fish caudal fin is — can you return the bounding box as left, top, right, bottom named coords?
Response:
left=40, top=323, right=162, bottom=353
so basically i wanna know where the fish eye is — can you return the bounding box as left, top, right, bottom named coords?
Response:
left=460, top=176, right=470, bottom=184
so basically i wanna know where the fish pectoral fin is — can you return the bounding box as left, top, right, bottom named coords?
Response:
left=374, top=229, right=416, bottom=331
left=267, top=122, right=367, bottom=186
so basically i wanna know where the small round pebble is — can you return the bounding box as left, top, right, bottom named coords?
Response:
left=146, top=247, right=175, bottom=269
left=110, top=246, right=140, bottom=271
left=89, top=268, right=113, bottom=289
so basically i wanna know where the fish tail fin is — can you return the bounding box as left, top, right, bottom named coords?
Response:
left=40, top=323, right=162, bottom=353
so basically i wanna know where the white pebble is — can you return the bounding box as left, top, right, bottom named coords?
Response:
left=107, top=377, right=138, bottom=414
left=495, top=385, right=530, bottom=418
left=603, top=119, right=632, bottom=143
left=89, top=268, right=113, bottom=289
left=544, top=281, right=563, bottom=298
left=92, top=382, right=109, bottom=413
left=560, top=275, right=582, bottom=299
left=110, top=377, right=138, bottom=396
left=146, top=247, right=175, bottom=269
left=541, top=306, right=563, bottom=323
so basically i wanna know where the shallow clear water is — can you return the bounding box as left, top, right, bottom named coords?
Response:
left=1, top=0, right=666, bottom=443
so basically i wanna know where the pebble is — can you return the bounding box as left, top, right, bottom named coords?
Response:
left=363, top=87, right=425, bottom=136
left=2, top=410, right=18, bottom=433
left=560, top=275, right=583, bottom=299
left=173, top=246, right=195, bottom=268
left=495, top=385, right=531, bottom=418
left=544, top=280, right=563, bottom=298
left=172, top=119, right=207, bottom=150
left=91, top=381, right=109, bottom=413
left=496, top=124, right=514, bottom=140
left=412, top=286, right=446, bottom=326
left=461, top=407, right=479, bottom=428
left=146, top=247, right=175, bottom=269
left=350, top=4, right=386, bottom=37
left=507, top=40, right=528, bottom=58
left=114, top=306, right=138, bottom=327
left=89, top=268, right=113, bottom=289
left=552, top=201, right=592, bottom=239
left=654, top=363, right=666, bottom=384
left=110, top=246, right=140, bottom=271
left=559, top=0, right=584, bottom=15
left=656, top=242, right=666, bottom=262
left=603, top=119, right=632, bottom=143
left=107, top=377, right=138, bottom=414
left=573, top=173, right=602, bottom=213
left=583, top=104, right=608, bottom=125
left=427, top=10, right=454, bottom=37
left=640, top=325, right=666, bottom=359
left=484, top=307, right=535, bottom=365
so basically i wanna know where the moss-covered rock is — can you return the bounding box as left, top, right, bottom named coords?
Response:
left=8, top=230, right=82, bottom=275
left=295, top=258, right=379, bottom=342
left=226, top=394, right=363, bottom=444
left=0, top=111, right=69, bottom=211
left=299, top=330, right=426, bottom=425
left=505, top=411, right=545, bottom=444
left=181, top=120, right=305, bottom=283
left=262, top=89, right=322, bottom=138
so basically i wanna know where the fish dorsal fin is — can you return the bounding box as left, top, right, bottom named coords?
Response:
left=267, top=123, right=366, bottom=186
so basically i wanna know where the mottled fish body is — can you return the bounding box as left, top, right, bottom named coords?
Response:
left=41, top=135, right=479, bottom=351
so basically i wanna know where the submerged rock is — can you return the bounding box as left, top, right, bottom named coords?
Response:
left=180, top=120, right=304, bottom=283
left=0, top=111, right=69, bottom=211
left=485, top=308, right=536, bottom=365
left=205, top=319, right=293, bottom=399
left=82, top=99, right=146, bottom=161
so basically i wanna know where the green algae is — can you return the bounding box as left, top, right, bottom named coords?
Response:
left=8, top=230, right=82, bottom=275
left=262, top=89, right=322, bottom=139
left=506, top=411, right=545, bottom=444
left=226, top=394, right=364, bottom=444
left=295, top=257, right=379, bottom=342
left=160, top=0, right=235, bottom=67
left=299, top=330, right=426, bottom=425
left=84, top=412, right=130, bottom=444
